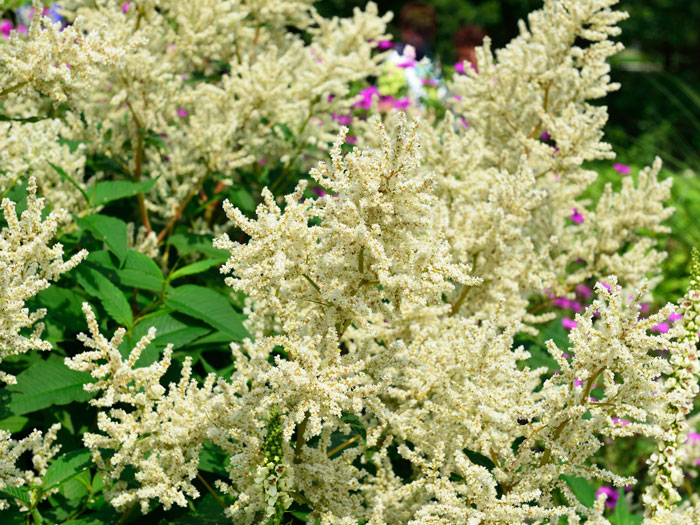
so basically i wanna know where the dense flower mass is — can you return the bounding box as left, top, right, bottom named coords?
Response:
left=1, top=0, right=699, bottom=523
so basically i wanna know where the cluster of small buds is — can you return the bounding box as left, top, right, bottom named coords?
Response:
left=0, top=423, right=62, bottom=511
left=644, top=249, right=700, bottom=518
left=255, top=409, right=294, bottom=524
left=0, top=176, right=87, bottom=384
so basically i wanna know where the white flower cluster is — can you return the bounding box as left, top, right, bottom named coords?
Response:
left=64, top=303, right=219, bottom=513
left=0, top=177, right=87, bottom=384
left=0, top=423, right=62, bottom=511
left=5, top=0, right=693, bottom=522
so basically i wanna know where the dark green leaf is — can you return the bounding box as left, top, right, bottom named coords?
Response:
left=48, top=162, right=90, bottom=204
left=88, top=178, right=158, bottom=207
left=170, top=258, right=226, bottom=280
left=117, top=250, right=164, bottom=291
left=168, top=232, right=229, bottom=258
left=9, top=357, right=95, bottom=416
left=165, top=285, right=248, bottom=341
left=78, top=215, right=128, bottom=265
left=464, top=449, right=496, bottom=471
left=561, top=475, right=595, bottom=508
left=74, top=266, right=133, bottom=328
left=340, top=412, right=367, bottom=443
left=43, top=449, right=92, bottom=490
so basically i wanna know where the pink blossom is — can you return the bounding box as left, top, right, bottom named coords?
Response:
left=541, top=130, right=550, bottom=141
left=353, top=86, right=380, bottom=109
left=595, top=487, right=619, bottom=509
left=397, top=60, right=416, bottom=68
left=686, top=432, right=700, bottom=444
left=598, top=282, right=611, bottom=291
left=332, top=113, right=352, bottom=126
left=1, top=20, right=12, bottom=39
left=257, top=158, right=267, bottom=165
left=377, top=40, right=394, bottom=50
left=311, top=187, right=327, bottom=197
left=176, top=108, right=188, bottom=117
left=17, top=25, right=27, bottom=34
left=454, top=62, right=466, bottom=75
left=611, top=417, right=630, bottom=426
left=569, top=208, right=584, bottom=224
left=576, top=284, right=592, bottom=300
left=569, top=301, right=583, bottom=313
left=613, top=163, right=630, bottom=175
left=562, top=354, right=570, bottom=359
left=346, top=135, right=357, bottom=145
left=574, top=378, right=583, bottom=387
left=121, top=2, right=131, bottom=13
left=562, top=318, right=577, bottom=330
left=421, top=78, right=438, bottom=87
left=459, top=118, right=469, bottom=127
left=669, top=312, right=683, bottom=323
left=327, top=94, right=335, bottom=102
left=640, top=303, right=650, bottom=313
left=394, top=97, right=411, bottom=110
left=553, top=297, right=570, bottom=309
left=452, top=95, right=462, bottom=102
left=651, top=322, right=670, bottom=334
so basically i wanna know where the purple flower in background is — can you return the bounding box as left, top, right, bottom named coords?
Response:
left=122, top=2, right=131, bottom=13
left=1, top=20, right=12, bottom=38
left=552, top=297, right=570, bottom=309
left=353, top=86, right=380, bottom=109
left=562, top=318, right=578, bottom=330
left=686, top=432, right=700, bottom=444
left=311, top=187, right=327, bottom=198
left=332, top=113, right=352, bottom=126
left=452, top=95, right=462, bottom=102
left=541, top=130, right=550, bottom=141
left=576, top=284, right=593, bottom=300
left=397, top=59, right=416, bottom=68
left=455, top=62, right=466, bottom=74
left=176, top=108, right=188, bottom=117
left=613, top=163, right=630, bottom=175
left=595, top=487, right=619, bottom=509
left=376, top=40, right=394, bottom=50
left=651, top=322, right=670, bottom=333
left=394, top=97, right=411, bottom=110
left=459, top=118, right=469, bottom=127
left=422, top=78, right=438, bottom=87
left=669, top=312, right=683, bottom=323
left=574, top=378, right=583, bottom=387
left=598, top=282, right=611, bottom=292
left=569, top=208, right=584, bottom=224
left=257, top=158, right=267, bottom=165
left=640, top=303, right=650, bottom=313
left=611, top=417, right=630, bottom=426
left=346, top=135, right=357, bottom=145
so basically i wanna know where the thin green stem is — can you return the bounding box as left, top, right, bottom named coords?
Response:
left=197, top=472, right=227, bottom=510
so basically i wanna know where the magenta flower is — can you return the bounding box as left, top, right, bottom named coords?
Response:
left=311, top=187, right=327, bottom=197
left=562, top=318, right=577, bottom=330
left=452, top=95, right=462, bottom=102
left=541, top=130, right=550, bottom=141
left=640, top=303, right=650, bottom=313
left=613, top=163, right=630, bottom=175
left=176, top=108, right=188, bottom=117
left=575, top=284, right=592, bottom=300
left=596, top=487, right=619, bottom=508
left=257, top=158, right=267, bottom=165
left=397, top=60, right=416, bottom=68
left=376, top=40, right=394, bottom=50
left=454, top=62, right=466, bottom=75
left=422, top=78, right=438, bottom=87
left=353, top=86, right=380, bottom=109
left=669, top=312, right=683, bottom=323
left=651, top=322, right=670, bottom=333
left=346, top=135, right=357, bottom=145
left=686, top=432, right=700, bottom=444
left=552, top=297, right=570, bottom=308
left=332, top=113, right=352, bottom=126
left=611, top=417, right=630, bottom=426
left=569, top=208, right=584, bottom=224
left=574, top=378, right=583, bottom=387
left=1, top=20, right=12, bottom=39
left=598, top=282, right=611, bottom=292
left=327, top=94, right=335, bottom=102
left=394, top=97, right=411, bottom=110
left=459, top=117, right=469, bottom=127
left=121, top=2, right=131, bottom=13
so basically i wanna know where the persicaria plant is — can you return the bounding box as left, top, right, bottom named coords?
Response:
left=1, top=0, right=699, bottom=523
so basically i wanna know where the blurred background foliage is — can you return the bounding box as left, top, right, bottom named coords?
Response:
left=320, top=0, right=700, bottom=304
